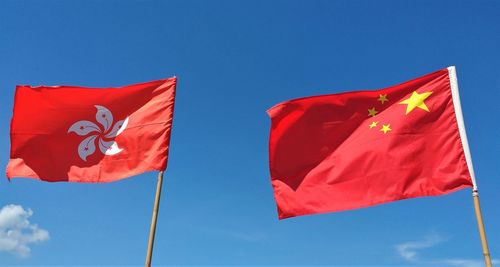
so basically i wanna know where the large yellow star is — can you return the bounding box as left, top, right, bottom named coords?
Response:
left=368, top=107, right=378, bottom=117
left=399, top=91, right=433, bottom=115
left=380, top=124, right=391, bottom=134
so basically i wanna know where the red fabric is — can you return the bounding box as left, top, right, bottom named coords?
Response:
left=7, top=78, right=176, bottom=183
left=267, top=69, right=473, bottom=219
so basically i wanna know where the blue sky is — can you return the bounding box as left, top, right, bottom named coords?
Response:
left=0, top=0, right=498, bottom=266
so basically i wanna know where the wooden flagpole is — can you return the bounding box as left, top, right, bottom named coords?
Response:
left=448, top=67, right=493, bottom=266
left=145, top=171, right=164, bottom=267
left=472, top=189, right=492, bottom=267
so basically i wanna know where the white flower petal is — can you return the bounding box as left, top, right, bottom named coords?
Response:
left=95, top=105, right=113, bottom=132
left=78, top=135, right=97, bottom=161
left=98, top=139, right=123, bottom=156
left=68, top=120, right=101, bottom=136
left=105, top=117, right=129, bottom=138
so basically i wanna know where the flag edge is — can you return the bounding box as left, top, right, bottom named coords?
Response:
left=447, top=66, right=477, bottom=190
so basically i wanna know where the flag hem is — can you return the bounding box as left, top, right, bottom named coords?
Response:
left=278, top=183, right=473, bottom=219
left=6, top=86, right=22, bottom=181
left=266, top=69, right=447, bottom=114
left=160, top=77, right=177, bottom=171
left=447, top=66, right=477, bottom=190
left=14, top=77, right=177, bottom=90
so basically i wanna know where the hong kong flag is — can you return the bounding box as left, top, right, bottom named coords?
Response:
left=7, top=78, right=176, bottom=183
left=268, top=67, right=476, bottom=219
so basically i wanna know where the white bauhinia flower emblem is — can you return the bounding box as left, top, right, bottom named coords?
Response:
left=68, top=105, right=129, bottom=161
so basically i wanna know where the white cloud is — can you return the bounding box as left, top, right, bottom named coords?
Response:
left=396, top=235, right=499, bottom=267
left=438, top=259, right=485, bottom=267
left=395, top=234, right=443, bottom=261
left=438, top=259, right=500, bottom=267
left=195, top=225, right=266, bottom=243
left=0, top=204, right=49, bottom=258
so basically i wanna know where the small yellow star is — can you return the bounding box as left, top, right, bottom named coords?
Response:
left=378, top=94, right=388, bottom=104
left=380, top=124, right=391, bottom=134
left=399, top=91, right=433, bottom=115
left=368, top=107, right=378, bottom=117
left=369, top=121, right=378, bottom=129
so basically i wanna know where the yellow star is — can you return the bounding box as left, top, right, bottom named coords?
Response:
left=368, top=107, right=378, bottom=117
left=378, top=94, right=388, bottom=104
left=380, top=124, right=391, bottom=134
left=369, top=121, right=378, bottom=129
left=399, top=91, right=433, bottom=115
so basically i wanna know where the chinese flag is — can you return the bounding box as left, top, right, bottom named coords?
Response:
left=7, top=78, right=176, bottom=183
left=267, top=67, right=475, bottom=219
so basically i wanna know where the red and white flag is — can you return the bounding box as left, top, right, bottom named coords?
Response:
left=7, top=78, right=176, bottom=183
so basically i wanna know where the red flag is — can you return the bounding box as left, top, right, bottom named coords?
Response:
left=7, top=78, right=176, bottom=183
left=267, top=67, right=475, bottom=219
